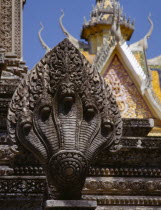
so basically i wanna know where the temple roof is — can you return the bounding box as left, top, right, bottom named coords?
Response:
left=148, top=55, right=161, bottom=102
left=96, top=41, right=161, bottom=120
left=129, top=14, right=154, bottom=92
left=41, top=0, right=161, bottom=122
left=81, top=0, right=134, bottom=41
left=148, top=55, right=161, bottom=67
left=130, top=14, right=154, bottom=52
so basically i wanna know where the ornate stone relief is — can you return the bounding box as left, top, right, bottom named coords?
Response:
left=7, top=39, right=122, bottom=200
left=83, top=195, right=161, bottom=207
left=0, top=0, right=12, bottom=52
left=84, top=177, right=161, bottom=195
left=105, top=68, right=128, bottom=115
left=0, top=0, right=22, bottom=58
left=1, top=177, right=161, bottom=200
left=14, top=0, right=22, bottom=58
left=10, top=165, right=161, bottom=177
left=0, top=52, right=5, bottom=64
left=0, top=178, right=46, bottom=194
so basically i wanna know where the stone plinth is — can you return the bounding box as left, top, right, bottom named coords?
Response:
left=45, top=200, right=97, bottom=210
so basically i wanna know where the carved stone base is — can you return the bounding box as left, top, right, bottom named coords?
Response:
left=97, top=207, right=161, bottom=210
left=45, top=200, right=97, bottom=210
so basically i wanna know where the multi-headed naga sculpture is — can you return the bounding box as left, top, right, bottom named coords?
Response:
left=7, top=39, right=122, bottom=200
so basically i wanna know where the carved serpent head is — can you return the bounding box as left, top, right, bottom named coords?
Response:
left=7, top=39, right=122, bottom=200
left=59, top=82, right=76, bottom=108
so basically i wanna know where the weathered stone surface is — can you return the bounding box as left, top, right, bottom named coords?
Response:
left=7, top=38, right=122, bottom=200
left=45, top=200, right=97, bottom=209
left=123, top=118, right=154, bottom=137
left=0, top=0, right=24, bottom=58
left=0, top=5, right=160, bottom=208
left=96, top=207, right=161, bottom=210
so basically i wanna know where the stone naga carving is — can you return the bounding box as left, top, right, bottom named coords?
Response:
left=7, top=39, right=122, bottom=199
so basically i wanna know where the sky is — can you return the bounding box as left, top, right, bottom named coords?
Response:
left=23, top=0, right=161, bottom=70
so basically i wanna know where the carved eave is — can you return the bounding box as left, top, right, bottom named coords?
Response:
left=120, top=21, right=135, bottom=41
left=97, top=41, right=161, bottom=121
left=81, top=21, right=134, bottom=41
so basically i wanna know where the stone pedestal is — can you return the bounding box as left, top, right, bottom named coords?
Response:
left=45, top=200, right=97, bottom=210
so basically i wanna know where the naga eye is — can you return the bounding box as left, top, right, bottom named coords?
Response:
left=85, top=105, right=96, bottom=120
left=61, top=84, right=66, bottom=90
left=102, top=120, right=114, bottom=136
left=40, top=106, right=51, bottom=121
left=22, top=123, right=32, bottom=136
left=71, top=85, right=75, bottom=90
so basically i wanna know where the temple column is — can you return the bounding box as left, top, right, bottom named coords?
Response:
left=0, top=0, right=25, bottom=59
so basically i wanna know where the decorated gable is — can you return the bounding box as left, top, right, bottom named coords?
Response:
left=103, top=55, right=153, bottom=119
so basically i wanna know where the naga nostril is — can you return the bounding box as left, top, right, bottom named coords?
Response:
left=40, top=106, right=51, bottom=121
left=102, top=120, right=114, bottom=136
left=87, top=107, right=95, bottom=113
left=67, top=89, right=71, bottom=94
left=22, top=123, right=32, bottom=136
left=104, top=123, right=113, bottom=131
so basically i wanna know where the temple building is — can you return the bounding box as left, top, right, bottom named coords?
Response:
left=1, top=0, right=161, bottom=209
left=58, top=0, right=161, bottom=136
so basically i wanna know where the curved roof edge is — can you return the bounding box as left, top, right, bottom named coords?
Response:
left=38, top=23, right=51, bottom=53
left=59, top=10, right=88, bottom=50
left=148, top=55, right=161, bottom=66
left=129, top=14, right=153, bottom=52
left=120, top=43, right=161, bottom=120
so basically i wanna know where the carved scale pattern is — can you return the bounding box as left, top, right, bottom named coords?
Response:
left=11, top=166, right=161, bottom=178
left=7, top=39, right=122, bottom=199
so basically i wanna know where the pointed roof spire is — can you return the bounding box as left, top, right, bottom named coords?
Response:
left=81, top=0, right=134, bottom=41
left=111, top=0, right=123, bottom=42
